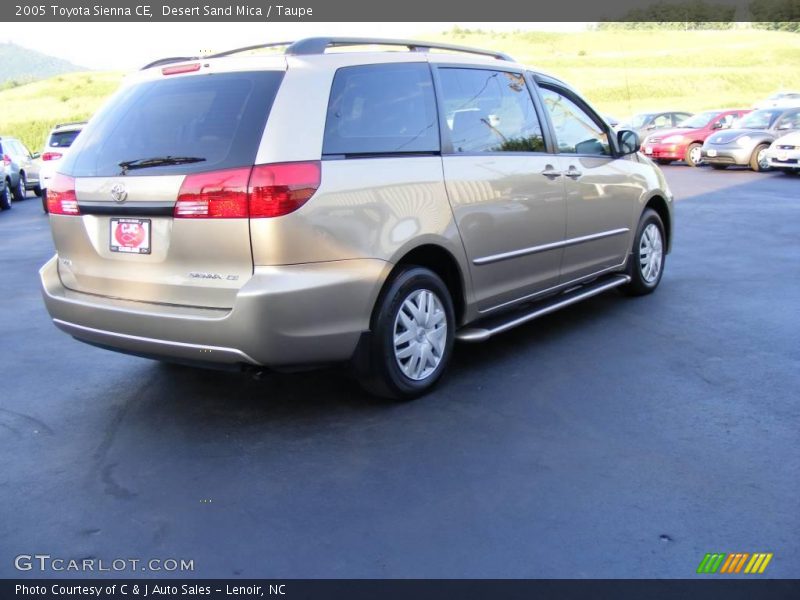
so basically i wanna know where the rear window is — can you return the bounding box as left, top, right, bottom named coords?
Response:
left=323, top=63, right=439, bottom=156
left=48, top=130, right=81, bottom=148
left=61, top=71, right=284, bottom=177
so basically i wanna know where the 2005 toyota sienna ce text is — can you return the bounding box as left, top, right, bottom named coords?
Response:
left=40, top=37, right=673, bottom=399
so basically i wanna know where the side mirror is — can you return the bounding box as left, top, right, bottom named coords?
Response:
left=31, top=152, right=41, bottom=159
left=711, top=122, right=724, bottom=130
left=646, top=124, right=656, bottom=130
left=617, top=129, right=640, bottom=155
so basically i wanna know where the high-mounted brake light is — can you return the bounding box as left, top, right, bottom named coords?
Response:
left=47, top=173, right=79, bottom=215
left=162, top=63, right=201, bottom=76
left=173, top=162, right=321, bottom=219
left=174, top=168, right=250, bottom=218
left=42, top=152, right=63, bottom=161
left=248, top=162, right=321, bottom=218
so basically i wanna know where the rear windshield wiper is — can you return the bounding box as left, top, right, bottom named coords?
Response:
left=118, top=156, right=206, bottom=173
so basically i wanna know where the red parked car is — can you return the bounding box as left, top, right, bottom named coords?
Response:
left=640, top=109, right=751, bottom=167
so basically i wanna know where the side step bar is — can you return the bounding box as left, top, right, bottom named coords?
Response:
left=456, top=274, right=631, bottom=343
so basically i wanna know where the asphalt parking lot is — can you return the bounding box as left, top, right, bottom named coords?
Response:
left=1, top=166, right=798, bottom=579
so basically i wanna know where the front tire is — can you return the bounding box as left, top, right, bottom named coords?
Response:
left=356, top=266, right=455, bottom=400
left=750, top=143, right=771, bottom=172
left=621, top=208, right=666, bottom=297
left=685, top=143, right=703, bottom=167
left=0, top=181, right=11, bottom=210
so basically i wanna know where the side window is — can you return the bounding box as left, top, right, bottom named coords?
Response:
left=776, top=110, right=800, bottom=131
left=718, top=114, right=736, bottom=129
left=539, top=87, right=610, bottom=156
left=437, top=68, right=545, bottom=153
left=652, top=114, right=672, bottom=128
left=323, top=63, right=439, bottom=155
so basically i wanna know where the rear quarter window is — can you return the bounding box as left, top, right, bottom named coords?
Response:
left=61, top=71, right=284, bottom=177
left=322, top=63, right=439, bottom=156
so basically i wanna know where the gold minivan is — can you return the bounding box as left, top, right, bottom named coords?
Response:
left=41, top=37, right=673, bottom=399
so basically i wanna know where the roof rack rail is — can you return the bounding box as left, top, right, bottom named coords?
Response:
left=285, top=37, right=514, bottom=61
left=141, top=56, right=199, bottom=70
left=54, top=121, right=88, bottom=128
left=141, top=37, right=514, bottom=71
left=208, top=41, right=294, bottom=58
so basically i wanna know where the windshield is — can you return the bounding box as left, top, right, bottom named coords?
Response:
left=735, top=109, right=782, bottom=130
left=677, top=111, right=719, bottom=128
left=61, top=70, right=284, bottom=177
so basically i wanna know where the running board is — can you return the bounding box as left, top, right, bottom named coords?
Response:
left=456, top=274, right=631, bottom=342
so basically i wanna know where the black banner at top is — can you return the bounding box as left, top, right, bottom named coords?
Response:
left=3, top=0, right=800, bottom=22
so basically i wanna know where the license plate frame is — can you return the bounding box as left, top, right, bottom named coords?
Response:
left=110, top=218, right=152, bottom=255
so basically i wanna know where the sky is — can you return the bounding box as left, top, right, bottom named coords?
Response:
left=5, top=22, right=587, bottom=70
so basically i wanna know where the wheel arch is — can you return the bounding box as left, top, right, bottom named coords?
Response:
left=643, top=195, right=672, bottom=253
left=383, top=243, right=468, bottom=326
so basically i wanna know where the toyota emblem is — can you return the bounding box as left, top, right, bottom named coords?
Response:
left=110, top=183, right=128, bottom=203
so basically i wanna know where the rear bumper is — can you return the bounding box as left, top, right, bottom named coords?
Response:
left=40, top=255, right=390, bottom=368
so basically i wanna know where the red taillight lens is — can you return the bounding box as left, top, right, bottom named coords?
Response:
left=248, top=161, right=320, bottom=218
left=2, top=154, right=10, bottom=166
left=162, top=63, right=201, bottom=76
left=42, top=152, right=63, bottom=161
left=173, top=162, right=320, bottom=219
left=46, top=173, right=79, bottom=215
left=174, top=168, right=250, bottom=218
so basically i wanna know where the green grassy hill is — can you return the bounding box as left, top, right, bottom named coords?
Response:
left=2, top=28, right=799, bottom=150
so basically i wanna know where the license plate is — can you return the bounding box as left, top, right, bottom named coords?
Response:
left=707, top=149, right=717, bottom=157
left=644, top=146, right=653, bottom=154
left=110, top=218, right=151, bottom=254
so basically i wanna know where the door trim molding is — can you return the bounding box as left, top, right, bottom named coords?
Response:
left=473, top=227, right=630, bottom=266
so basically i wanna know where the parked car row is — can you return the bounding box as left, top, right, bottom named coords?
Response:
left=615, top=103, right=800, bottom=174
left=0, top=122, right=85, bottom=212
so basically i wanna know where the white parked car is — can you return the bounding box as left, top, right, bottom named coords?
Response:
left=754, top=91, right=800, bottom=110
left=40, top=122, right=85, bottom=212
left=766, top=131, right=800, bottom=174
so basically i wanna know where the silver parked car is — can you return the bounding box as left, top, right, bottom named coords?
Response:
left=701, top=108, right=800, bottom=171
left=0, top=136, right=42, bottom=201
left=40, top=38, right=673, bottom=399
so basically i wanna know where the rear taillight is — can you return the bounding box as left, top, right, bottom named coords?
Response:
left=42, top=152, right=63, bottom=161
left=174, top=168, right=250, bottom=218
left=46, top=173, right=79, bottom=215
left=248, top=162, right=321, bottom=218
left=173, top=162, right=320, bottom=219
left=2, top=154, right=10, bottom=167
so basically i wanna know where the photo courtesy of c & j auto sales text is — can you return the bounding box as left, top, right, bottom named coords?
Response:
left=1, top=0, right=799, bottom=598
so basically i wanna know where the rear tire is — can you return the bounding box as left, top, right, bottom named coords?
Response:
left=750, top=143, right=770, bottom=172
left=355, top=266, right=455, bottom=400
left=621, top=208, right=666, bottom=297
left=685, top=143, right=702, bottom=167
left=12, top=173, right=26, bottom=201
left=0, top=180, right=11, bottom=210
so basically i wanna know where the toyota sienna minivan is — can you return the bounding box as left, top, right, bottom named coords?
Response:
left=41, top=37, right=673, bottom=399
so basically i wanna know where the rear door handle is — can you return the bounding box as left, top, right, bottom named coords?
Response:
left=541, top=166, right=562, bottom=179
left=565, top=167, right=583, bottom=179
